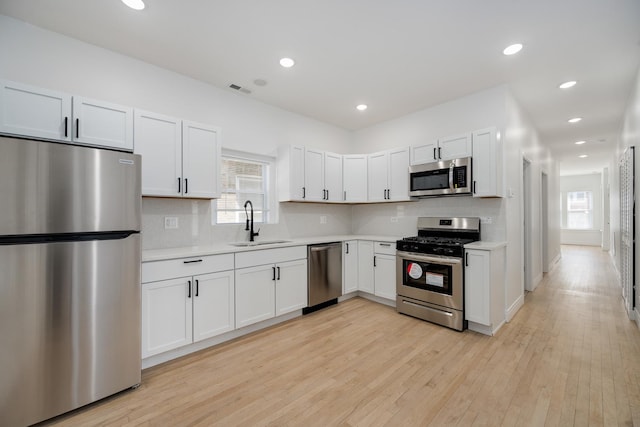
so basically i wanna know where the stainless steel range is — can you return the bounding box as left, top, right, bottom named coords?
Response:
left=396, top=217, right=480, bottom=331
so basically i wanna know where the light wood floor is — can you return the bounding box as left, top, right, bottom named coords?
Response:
left=46, top=246, right=640, bottom=426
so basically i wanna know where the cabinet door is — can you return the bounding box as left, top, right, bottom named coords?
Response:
left=275, top=259, right=308, bottom=316
left=72, top=96, right=133, bottom=150
left=134, top=110, right=182, bottom=197
left=438, top=133, right=472, bottom=160
left=410, top=141, right=438, bottom=165
left=343, top=241, right=359, bottom=294
left=0, top=79, right=72, bottom=141
left=182, top=120, right=220, bottom=198
left=324, top=152, right=343, bottom=202
left=193, top=270, right=235, bottom=342
left=374, top=254, right=396, bottom=300
left=367, top=151, right=389, bottom=202
left=290, top=145, right=305, bottom=200
left=472, top=127, right=504, bottom=198
left=387, top=147, right=410, bottom=201
left=235, top=264, right=276, bottom=328
left=465, top=249, right=490, bottom=325
left=358, top=241, right=375, bottom=293
left=343, top=154, right=368, bottom=202
left=304, top=148, right=325, bottom=201
left=141, top=278, right=193, bottom=358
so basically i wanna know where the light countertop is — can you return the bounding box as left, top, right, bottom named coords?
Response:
left=465, top=241, right=507, bottom=250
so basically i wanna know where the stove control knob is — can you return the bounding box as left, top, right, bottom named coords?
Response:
left=444, top=248, right=454, bottom=255
left=433, top=247, right=444, bottom=254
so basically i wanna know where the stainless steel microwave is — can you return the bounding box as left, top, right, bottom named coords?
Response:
left=409, top=157, right=472, bottom=197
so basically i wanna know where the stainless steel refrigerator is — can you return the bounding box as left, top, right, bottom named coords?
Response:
left=0, top=136, right=142, bottom=426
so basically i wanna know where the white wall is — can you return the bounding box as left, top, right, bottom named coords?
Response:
left=0, top=15, right=355, bottom=249
left=559, top=173, right=603, bottom=246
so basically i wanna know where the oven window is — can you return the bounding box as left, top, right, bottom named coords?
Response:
left=402, top=259, right=452, bottom=295
left=411, top=169, right=449, bottom=191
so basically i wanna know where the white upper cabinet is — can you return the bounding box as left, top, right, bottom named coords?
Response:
left=324, top=152, right=343, bottom=202
left=0, top=79, right=133, bottom=151
left=472, top=127, right=504, bottom=198
left=182, top=120, right=220, bottom=199
left=277, top=145, right=305, bottom=201
left=438, top=132, right=472, bottom=160
left=0, top=80, right=71, bottom=141
left=304, top=148, right=325, bottom=201
left=72, top=96, right=133, bottom=151
left=343, top=154, right=368, bottom=202
left=134, top=111, right=220, bottom=199
left=368, top=147, right=409, bottom=202
left=410, top=133, right=472, bottom=165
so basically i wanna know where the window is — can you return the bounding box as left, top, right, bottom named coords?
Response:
left=216, top=152, right=273, bottom=224
left=566, top=191, right=593, bottom=229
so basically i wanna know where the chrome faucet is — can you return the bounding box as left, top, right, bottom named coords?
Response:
left=243, top=200, right=260, bottom=242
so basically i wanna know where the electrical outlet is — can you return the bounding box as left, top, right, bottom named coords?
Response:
left=320, top=215, right=327, bottom=224
left=164, top=217, right=179, bottom=229
left=391, top=217, right=399, bottom=223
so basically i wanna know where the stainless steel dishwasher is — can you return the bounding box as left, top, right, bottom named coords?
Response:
left=305, top=242, right=343, bottom=313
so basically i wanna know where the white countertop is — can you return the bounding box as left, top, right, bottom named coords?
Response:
left=142, top=235, right=401, bottom=262
left=464, top=241, right=507, bottom=250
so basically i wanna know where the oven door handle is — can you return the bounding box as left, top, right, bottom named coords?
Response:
left=397, top=251, right=462, bottom=266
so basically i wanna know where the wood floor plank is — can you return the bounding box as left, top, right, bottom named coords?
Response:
left=43, top=246, right=640, bottom=427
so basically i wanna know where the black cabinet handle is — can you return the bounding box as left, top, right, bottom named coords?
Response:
left=380, top=243, right=391, bottom=247
left=326, top=189, right=329, bottom=200
left=344, top=190, right=346, bottom=200
left=178, top=177, right=181, bottom=194
left=64, top=117, right=68, bottom=137
left=195, top=279, right=199, bottom=297
left=183, top=259, right=203, bottom=264
left=473, top=181, right=477, bottom=194
left=75, top=118, right=79, bottom=139
left=185, top=178, right=188, bottom=194
left=187, top=280, right=192, bottom=298
left=374, top=256, right=377, bottom=267
left=272, top=266, right=276, bottom=281
left=433, top=147, right=436, bottom=160
left=346, top=243, right=349, bottom=254
left=277, top=266, right=281, bottom=280
left=465, top=253, right=469, bottom=267
left=302, top=187, right=306, bottom=199
left=438, top=147, right=441, bottom=159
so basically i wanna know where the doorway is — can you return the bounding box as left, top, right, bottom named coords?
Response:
left=523, top=157, right=532, bottom=291
left=542, top=171, right=549, bottom=273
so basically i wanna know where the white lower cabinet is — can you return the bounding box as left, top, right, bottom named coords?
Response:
left=358, top=241, right=375, bottom=293
left=464, top=245, right=506, bottom=335
left=141, top=254, right=234, bottom=358
left=356, top=240, right=396, bottom=301
left=374, top=254, right=396, bottom=300
left=235, top=246, right=308, bottom=329
left=343, top=240, right=359, bottom=294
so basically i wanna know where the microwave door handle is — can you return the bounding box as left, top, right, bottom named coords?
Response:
left=449, top=162, right=455, bottom=190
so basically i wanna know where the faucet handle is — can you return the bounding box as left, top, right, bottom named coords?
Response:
left=255, top=228, right=261, bottom=237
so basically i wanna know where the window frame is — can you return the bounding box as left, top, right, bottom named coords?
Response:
left=565, top=190, right=594, bottom=230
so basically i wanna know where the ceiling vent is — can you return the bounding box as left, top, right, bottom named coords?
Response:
left=229, top=83, right=251, bottom=94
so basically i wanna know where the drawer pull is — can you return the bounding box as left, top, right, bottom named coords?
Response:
left=379, top=243, right=391, bottom=247
left=183, top=259, right=203, bottom=264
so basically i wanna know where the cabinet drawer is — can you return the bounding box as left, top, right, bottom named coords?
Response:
left=142, top=253, right=234, bottom=283
left=374, top=241, right=396, bottom=255
left=235, top=246, right=307, bottom=269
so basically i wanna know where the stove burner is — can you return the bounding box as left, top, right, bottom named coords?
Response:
left=396, top=217, right=481, bottom=257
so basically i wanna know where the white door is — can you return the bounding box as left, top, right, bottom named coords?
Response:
left=235, top=264, right=276, bottom=328
left=358, top=241, right=375, bottom=293
left=72, top=96, right=133, bottom=150
left=438, top=133, right=472, bottom=160
left=304, top=148, right=325, bottom=201
left=410, top=141, right=438, bottom=165
left=134, top=110, right=182, bottom=197
left=343, top=241, right=359, bottom=294
left=464, top=249, right=490, bottom=325
left=374, top=254, right=396, bottom=300
left=368, top=151, right=389, bottom=202
left=182, top=120, right=220, bottom=198
left=387, top=147, right=410, bottom=201
left=324, top=152, right=343, bottom=202
left=0, top=79, right=72, bottom=141
left=343, top=154, right=368, bottom=202
left=275, top=259, right=308, bottom=316
left=192, top=270, right=235, bottom=342
left=141, top=277, right=193, bottom=358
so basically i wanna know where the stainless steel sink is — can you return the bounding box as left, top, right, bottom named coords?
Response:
left=229, top=240, right=290, bottom=247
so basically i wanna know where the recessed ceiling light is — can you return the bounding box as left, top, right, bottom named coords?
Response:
left=575, top=140, right=586, bottom=145
left=279, top=58, right=295, bottom=68
left=559, top=81, right=577, bottom=89
left=503, top=43, right=523, bottom=55
left=568, top=117, right=582, bottom=123
left=356, top=104, right=368, bottom=111
left=579, top=154, right=588, bottom=158
left=121, top=0, right=145, bottom=10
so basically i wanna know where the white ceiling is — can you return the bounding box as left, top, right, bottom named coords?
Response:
left=1, top=0, right=639, bottom=175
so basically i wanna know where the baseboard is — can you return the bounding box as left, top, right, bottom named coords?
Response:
left=357, top=291, right=396, bottom=308
left=506, top=294, right=525, bottom=322
left=531, top=273, right=543, bottom=291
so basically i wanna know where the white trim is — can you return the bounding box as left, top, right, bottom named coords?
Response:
left=506, top=294, right=525, bottom=322
left=357, top=291, right=396, bottom=308
left=468, top=319, right=505, bottom=336
left=531, top=272, right=543, bottom=291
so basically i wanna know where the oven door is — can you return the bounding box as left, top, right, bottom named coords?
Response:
left=409, top=157, right=471, bottom=197
left=396, top=251, right=463, bottom=311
